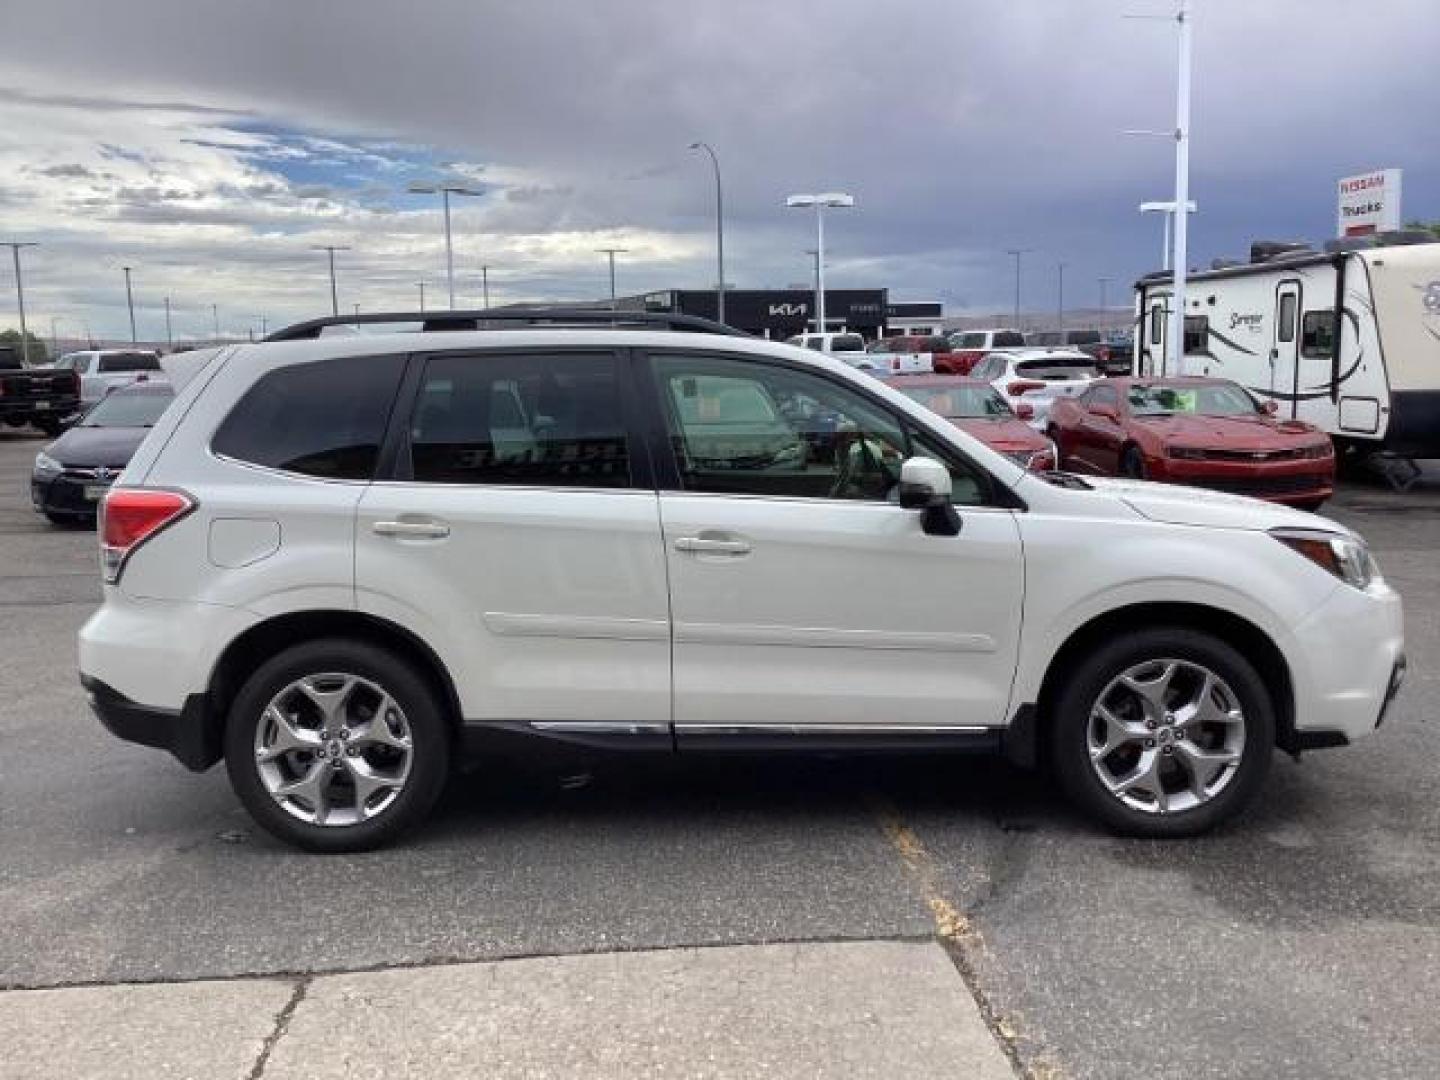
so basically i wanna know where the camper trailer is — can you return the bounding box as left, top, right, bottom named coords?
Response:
left=1134, top=237, right=1440, bottom=463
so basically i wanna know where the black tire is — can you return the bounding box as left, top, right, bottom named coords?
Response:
left=1120, top=445, right=1147, bottom=479
left=1050, top=627, right=1274, bottom=838
left=34, top=420, right=62, bottom=437
left=224, top=638, right=451, bottom=852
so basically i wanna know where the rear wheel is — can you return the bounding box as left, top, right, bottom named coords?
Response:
left=224, top=639, right=451, bottom=852
left=34, top=419, right=62, bottom=436
left=1120, top=445, right=1147, bottom=479
left=1050, top=627, right=1274, bottom=837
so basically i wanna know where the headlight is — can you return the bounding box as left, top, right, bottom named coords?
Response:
left=33, top=452, right=63, bottom=477
left=1272, top=528, right=1381, bottom=590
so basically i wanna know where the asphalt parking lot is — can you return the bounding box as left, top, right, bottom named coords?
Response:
left=1, top=429, right=1435, bottom=1079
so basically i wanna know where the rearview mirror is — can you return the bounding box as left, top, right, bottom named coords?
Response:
left=898, top=457, right=961, bottom=537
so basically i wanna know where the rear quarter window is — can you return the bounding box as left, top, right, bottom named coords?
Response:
left=211, top=354, right=406, bottom=479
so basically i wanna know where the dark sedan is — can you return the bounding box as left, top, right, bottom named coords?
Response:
left=31, top=383, right=174, bottom=526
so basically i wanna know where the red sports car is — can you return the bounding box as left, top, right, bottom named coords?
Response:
left=885, top=375, right=1057, bottom=471
left=1047, top=376, right=1335, bottom=509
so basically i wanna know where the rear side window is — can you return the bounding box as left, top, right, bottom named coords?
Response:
left=1065, top=330, right=1101, bottom=345
left=992, top=331, right=1026, bottom=347
left=212, top=354, right=405, bottom=479
left=408, top=352, right=630, bottom=488
left=98, top=352, right=161, bottom=373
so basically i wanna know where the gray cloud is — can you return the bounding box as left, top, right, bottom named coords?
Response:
left=1, top=0, right=1437, bottom=340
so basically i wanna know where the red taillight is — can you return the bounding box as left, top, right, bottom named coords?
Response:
left=100, top=488, right=194, bottom=584
left=1006, top=379, right=1047, bottom=396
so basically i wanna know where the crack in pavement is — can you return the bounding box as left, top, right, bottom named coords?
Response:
left=247, top=977, right=310, bottom=1080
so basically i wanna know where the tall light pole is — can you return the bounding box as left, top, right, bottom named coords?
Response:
left=1126, top=0, right=1194, bottom=373
left=481, top=265, right=491, bottom=309
left=3, top=241, right=38, bottom=364
left=211, top=303, right=220, bottom=341
left=417, top=281, right=426, bottom=312
left=163, top=295, right=173, bottom=347
left=407, top=182, right=482, bottom=310
left=1006, top=249, right=1029, bottom=331
left=311, top=245, right=350, bottom=316
left=1056, top=262, right=1067, bottom=333
left=596, top=248, right=627, bottom=305
left=50, top=316, right=59, bottom=360
left=786, top=193, right=854, bottom=334
left=122, top=266, right=137, bottom=343
left=804, top=249, right=820, bottom=301
left=1139, top=200, right=1196, bottom=272
left=689, top=142, right=725, bottom=324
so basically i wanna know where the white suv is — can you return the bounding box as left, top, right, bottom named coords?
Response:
left=79, top=312, right=1405, bottom=851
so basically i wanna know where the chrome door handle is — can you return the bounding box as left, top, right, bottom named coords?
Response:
left=674, top=536, right=751, bottom=556
left=373, top=520, right=450, bottom=539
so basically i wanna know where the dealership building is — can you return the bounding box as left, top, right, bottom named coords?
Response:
left=615, top=289, right=942, bottom=340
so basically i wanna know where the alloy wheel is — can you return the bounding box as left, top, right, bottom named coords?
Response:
left=1086, top=658, right=1246, bottom=815
left=253, top=672, right=414, bottom=826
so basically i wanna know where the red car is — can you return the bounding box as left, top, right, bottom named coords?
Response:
left=884, top=375, right=1056, bottom=471
left=1048, top=376, right=1335, bottom=509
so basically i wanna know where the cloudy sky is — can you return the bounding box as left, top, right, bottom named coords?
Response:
left=1, top=0, right=1436, bottom=343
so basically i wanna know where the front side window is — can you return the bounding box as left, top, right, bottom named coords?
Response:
left=408, top=352, right=630, bottom=487
left=1089, top=385, right=1119, bottom=410
left=1301, top=310, right=1336, bottom=357
left=213, top=354, right=406, bottom=480
left=652, top=354, right=908, bottom=501
left=1127, top=380, right=1259, bottom=417
left=993, top=331, right=1026, bottom=348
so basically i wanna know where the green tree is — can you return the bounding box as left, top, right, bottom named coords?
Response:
left=0, top=328, right=49, bottom=366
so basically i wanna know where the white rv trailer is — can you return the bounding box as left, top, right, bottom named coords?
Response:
left=1134, top=238, right=1440, bottom=460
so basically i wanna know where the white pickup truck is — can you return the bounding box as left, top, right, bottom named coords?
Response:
left=54, top=349, right=168, bottom=408
left=786, top=332, right=933, bottom=375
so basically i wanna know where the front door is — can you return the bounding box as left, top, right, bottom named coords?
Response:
left=354, top=348, right=671, bottom=730
left=641, top=350, right=1025, bottom=736
left=1272, top=281, right=1302, bottom=417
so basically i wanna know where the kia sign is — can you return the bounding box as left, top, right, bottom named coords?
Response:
left=1337, top=169, right=1402, bottom=237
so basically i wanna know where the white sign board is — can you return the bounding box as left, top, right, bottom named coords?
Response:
left=1337, top=169, right=1402, bottom=237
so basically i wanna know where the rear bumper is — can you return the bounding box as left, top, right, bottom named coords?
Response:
left=81, top=675, right=219, bottom=771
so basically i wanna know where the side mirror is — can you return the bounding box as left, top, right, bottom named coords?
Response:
left=898, top=457, right=961, bottom=537
left=1261, top=399, right=1279, bottom=415
left=1013, top=400, right=1035, bottom=421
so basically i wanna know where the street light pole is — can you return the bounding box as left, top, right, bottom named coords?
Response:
left=407, top=182, right=482, bottom=310
left=1056, top=263, right=1067, bottom=333
left=212, top=303, right=220, bottom=340
left=311, top=245, right=350, bottom=316
left=1006, top=249, right=1028, bottom=331
left=417, top=281, right=426, bottom=312
left=1169, top=0, right=1194, bottom=376
left=689, top=142, right=725, bottom=324
left=164, top=295, right=173, bottom=347
left=786, top=193, right=854, bottom=334
left=596, top=248, right=628, bottom=305
left=3, top=242, right=38, bottom=364
left=50, top=316, right=59, bottom=360
left=123, top=266, right=137, bottom=344
left=481, top=265, right=491, bottom=309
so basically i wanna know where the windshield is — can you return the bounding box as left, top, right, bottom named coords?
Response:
left=1015, top=358, right=1098, bottom=380
left=1128, top=382, right=1260, bottom=417
left=98, top=352, right=162, bottom=373
left=83, top=391, right=173, bottom=427
left=898, top=384, right=1012, bottom=419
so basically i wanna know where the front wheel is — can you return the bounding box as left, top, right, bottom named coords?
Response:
left=224, top=639, right=451, bottom=852
left=1120, top=445, right=1147, bottom=479
left=1050, top=628, right=1274, bottom=837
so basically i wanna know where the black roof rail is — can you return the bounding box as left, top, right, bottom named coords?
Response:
left=264, top=307, right=749, bottom=342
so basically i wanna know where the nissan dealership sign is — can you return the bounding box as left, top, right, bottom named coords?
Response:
left=1337, top=169, right=1402, bottom=237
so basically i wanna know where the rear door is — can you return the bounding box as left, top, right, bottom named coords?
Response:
left=1271, top=281, right=1302, bottom=416
left=355, top=348, right=671, bottom=732
left=641, top=349, right=1024, bottom=736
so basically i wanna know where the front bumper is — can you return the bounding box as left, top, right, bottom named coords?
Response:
left=1283, top=576, right=1405, bottom=743
left=81, top=675, right=218, bottom=771
left=1155, top=457, right=1335, bottom=504
left=32, top=474, right=108, bottom=518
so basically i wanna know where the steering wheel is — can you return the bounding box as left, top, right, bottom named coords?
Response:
left=829, top=430, right=884, bottom=499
